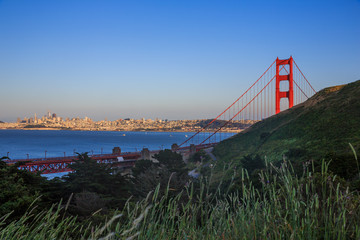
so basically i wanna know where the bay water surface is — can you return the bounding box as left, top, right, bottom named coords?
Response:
left=0, top=130, right=235, bottom=160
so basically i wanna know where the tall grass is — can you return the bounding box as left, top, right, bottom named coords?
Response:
left=1, top=159, right=359, bottom=239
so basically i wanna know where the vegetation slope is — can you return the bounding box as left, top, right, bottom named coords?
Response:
left=213, top=79, right=360, bottom=173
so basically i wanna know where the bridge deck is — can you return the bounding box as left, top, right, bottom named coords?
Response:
left=2, top=143, right=217, bottom=174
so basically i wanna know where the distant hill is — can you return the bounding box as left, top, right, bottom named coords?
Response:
left=195, top=119, right=257, bottom=129
left=213, top=80, right=360, bottom=174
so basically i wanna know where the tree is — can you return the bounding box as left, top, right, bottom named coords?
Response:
left=131, top=150, right=189, bottom=199
left=131, top=159, right=158, bottom=177
left=188, top=150, right=211, bottom=163
left=153, top=149, right=186, bottom=173
left=62, top=153, right=130, bottom=215
left=0, top=157, right=48, bottom=221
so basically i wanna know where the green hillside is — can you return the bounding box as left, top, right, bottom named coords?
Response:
left=213, top=79, right=360, bottom=171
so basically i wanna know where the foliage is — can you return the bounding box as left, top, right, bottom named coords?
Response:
left=131, top=159, right=157, bottom=177
left=23, top=125, right=47, bottom=128
left=240, top=154, right=265, bottom=174
left=0, top=158, right=48, bottom=222
left=325, top=152, right=360, bottom=179
left=1, top=159, right=360, bottom=239
left=70, top=192, right=106, bottom=217
left=131, top=150, right=189, bottom=199
left=188, top=150, right=211, bottom=163
left=213, top=79, right=360, bottom=182
left=153, top=149, right=186, bottom=173
left=61, top=153, right=130, bottom=216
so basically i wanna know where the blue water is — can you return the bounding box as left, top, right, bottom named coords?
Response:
left=0, top=130, right=235, bottom=160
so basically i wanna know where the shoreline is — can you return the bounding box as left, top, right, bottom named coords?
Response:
left=0, top=127, right=241, bottom=133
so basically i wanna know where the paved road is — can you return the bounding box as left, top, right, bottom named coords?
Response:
left=188, top=146, right=217, bottom=179
left=203, top=147, right=217, bottom=161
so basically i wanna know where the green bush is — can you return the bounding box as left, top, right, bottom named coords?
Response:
left=2, top=158, right=359, bottom=239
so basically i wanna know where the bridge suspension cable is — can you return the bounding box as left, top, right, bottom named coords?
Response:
left=178, top=60, right=276, bottom=148
left=179, top=57, right=316, bottom=148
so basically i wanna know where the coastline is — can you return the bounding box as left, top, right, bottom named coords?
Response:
left=0, top=127, right=241, bottom=133
left=1, top=128, right=63, bottom=131
left=1, top=118, right=253, bottom=134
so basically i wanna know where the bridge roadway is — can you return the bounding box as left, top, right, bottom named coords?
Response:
left=3, top=143, right=216, bottom=174
left=4, top=152, right=143, bottom=174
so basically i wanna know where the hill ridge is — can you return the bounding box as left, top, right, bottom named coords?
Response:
left=213, top=79, right=360, bottom=168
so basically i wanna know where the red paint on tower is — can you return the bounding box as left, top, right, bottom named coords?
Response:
left=275, top=56, right=294, bottom=114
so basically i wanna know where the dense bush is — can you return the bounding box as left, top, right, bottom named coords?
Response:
left=188, top=150, right=211, bottom=163
left=1, top=159, right=360, bottom=239
left=60, top=153, right=130, bottom=217
left=0, top=158, right=48, bottom=222
left=130, top=150, right=189, bottom=199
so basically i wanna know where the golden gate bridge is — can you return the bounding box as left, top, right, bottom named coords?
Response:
left=4, top=56, right=316, bottom=174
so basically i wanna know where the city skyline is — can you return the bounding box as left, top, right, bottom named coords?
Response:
left=14, top=110, right=172, bottom=123
left=1, top=0, right=359, bottom=122
left=1, top=110, right=255, bottom=133
left=10, top=108, right=261, bottom=123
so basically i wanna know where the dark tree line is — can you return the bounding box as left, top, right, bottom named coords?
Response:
left=0, top=150, right=190, bottom=222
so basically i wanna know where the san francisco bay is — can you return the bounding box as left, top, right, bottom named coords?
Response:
left=0, top=130, right=235, bottom=160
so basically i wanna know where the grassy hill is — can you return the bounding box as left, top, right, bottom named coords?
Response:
left=213, top=79, right=360, bottom=174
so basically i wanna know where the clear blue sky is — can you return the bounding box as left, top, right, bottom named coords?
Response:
left=1, top=0, right=359, bottom=122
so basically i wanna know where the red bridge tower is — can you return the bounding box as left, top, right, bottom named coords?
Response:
left=275, top=56, right=294, bottom=114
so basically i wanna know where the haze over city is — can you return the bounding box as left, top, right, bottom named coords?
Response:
left=1, top=0, right=359, bottom=122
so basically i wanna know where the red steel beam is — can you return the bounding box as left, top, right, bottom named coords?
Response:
left=11, top=152, right=141, bottom=174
